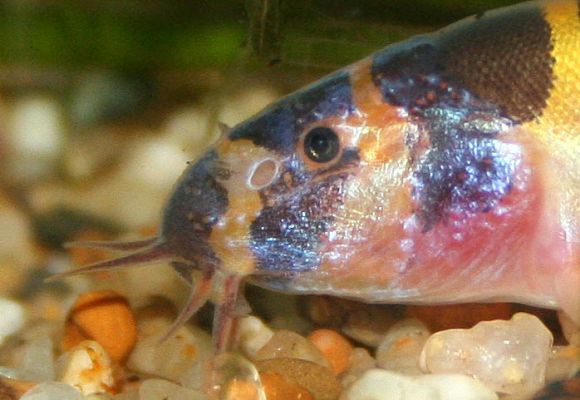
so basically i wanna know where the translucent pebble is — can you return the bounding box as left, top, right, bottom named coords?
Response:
left=126, top=316, right=211, bottom=390
left=85, top=394, right=114, bottom=400
left=340, top=348, right=376, bottom=388
left=237, top=316, right=274, bottom=359
left=420, top=312, right=553, bottom=394
left=212, top=353, right=266, bottom=400
left=56, top=340, right=115, bottom=396
left=376, top=319, right=430, bottom=375
left=340, top=304, right=397, bottom=347
left=0, top=297, right=25, bottom=345
left=15, top=336, right=55, bottom=381
left=139, top=379, right=207, bottom=400
left=342, top=369, right=498, bottom=400
left=20, top=382, right=83, bottom=400
left=255, top=330, right=329, bottom=368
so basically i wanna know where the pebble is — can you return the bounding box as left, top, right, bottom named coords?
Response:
left=217, top=87, right=279, bottom=128
left=545, top=345, right=580, bottom=383
left=56, top=340, right=115, bottom=396
left=126, top=315, right=211, bottom=390
left=0, top=194, right=41, bottom=277
left=341, top=369, right=498, bottom=400
left=5, top=96, right=64, bottom=182
left=139, top=379, right=207, bottom=400
left=13, top=335, right=55, bottom=381
left=376, top=319, right=430, bottom=375
left=342, top=307, right=400, bottom=347
left=237, top=316, right=274, bottom=359
left=62, top=290, right=137, bottom=363
left=20, top=382, right=83, bottom=400
left=0, top=376, right=37, bottom=399
left=260, top=372, right=314, bottom=400
left=163, top=106, right=218, bottom=157
left=212, top=353, right=265, bottom=400
left=256, top=358, right=341, bottom=400
left=0, top=297, right=25, bottom=345
left=340, top=348, right=376, bottom=388
left=255, top=330, right=329, bottom=368
left=420, top=312, right=553, bottom=394
left=308, top=329, right=353, bottom=375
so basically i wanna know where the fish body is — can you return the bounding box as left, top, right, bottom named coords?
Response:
left=63, top=0, right=580, bottom=348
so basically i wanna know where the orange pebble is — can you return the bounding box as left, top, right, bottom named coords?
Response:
left=63, top=290, right=137, bottom=363
left=260, top=372, right=314, bottom=400
left=224, top=379, right=262, bottom=400
left=308, top=329, right=353, bottom=375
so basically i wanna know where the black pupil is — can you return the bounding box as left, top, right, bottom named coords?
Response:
left=304, top=127, right=339, bottom=163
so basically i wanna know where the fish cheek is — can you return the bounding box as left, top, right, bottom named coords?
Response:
left=248, top=167, right=351, bottom=286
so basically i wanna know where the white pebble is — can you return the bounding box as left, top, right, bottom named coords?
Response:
left=376, top=318, right=430, bottom=375
left=56, top=341, right=115, bottom=396
left=237, top=316, right=274, bottom=359
left=0, top=195, right=40, bottom=270
left=164, top=106, right=217, bottom=156
left=342, top=370, right=498, bottom=400
left=139, top=379, right=207, bottom=400
left=20, top=382, right=83, bottom=400
left=218, top=87, right=279, bottom=127
left=6, top=96, right=64, bottom=181
left=15, top=336, right=55, bottom=381
left=0, top=298, right=25, bottom=345
left=127, top=316, right=211, bottom=390
left=420, top=312, right=553, bottom=394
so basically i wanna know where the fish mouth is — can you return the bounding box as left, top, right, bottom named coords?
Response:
left=50, top=150, right=231, bottom=341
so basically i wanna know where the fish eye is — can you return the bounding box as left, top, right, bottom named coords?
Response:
left=304, top=126, right=340, bottom=163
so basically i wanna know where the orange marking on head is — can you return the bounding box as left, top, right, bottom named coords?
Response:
left=350, top=57, right=385, bottom=115
left=209, top=139, right=276, bottom=276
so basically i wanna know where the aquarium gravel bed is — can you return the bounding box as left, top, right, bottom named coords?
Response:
left=0, top=88, right=578, bottom=400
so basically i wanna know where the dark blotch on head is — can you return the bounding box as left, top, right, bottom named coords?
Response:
left=250, top=166, right=348, bottom=274
left=229, top=71, right=354, bottom=154
left=161, top=151, right=228, bottom=264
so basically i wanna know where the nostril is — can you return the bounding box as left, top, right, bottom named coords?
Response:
left=247, top=158, right=279, bottom=190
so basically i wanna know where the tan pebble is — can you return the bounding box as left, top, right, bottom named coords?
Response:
left=340, top=303, right=398, bottom=347
left=256, top=358, right=341, bottom=400
left=237, top=316, right=274, bottom=359
left=139, top=379, right=206, bottom=400
left=340, top=348, right=376, bottom=387
left=260, top=372, right=314, bottom=400
left=255, top=330, right=329, bottom=368
left=126, top=316, right=211, bottom=390
left=63, top=290, right=137, bottom=363
left=308, top=329, right=353, bottom=375
left=56, top=340, right=116, bottom=395
left=375, top=319, right=430, bottom=375
left=545, top=345, right=580, bottom=383
left=0, top=376, right=37, bottom=399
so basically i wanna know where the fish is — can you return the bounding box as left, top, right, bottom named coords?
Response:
left=56, top=0, right=580, bottom=353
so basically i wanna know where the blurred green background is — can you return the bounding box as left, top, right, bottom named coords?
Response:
left=0, top=0, right=526, bottom=128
